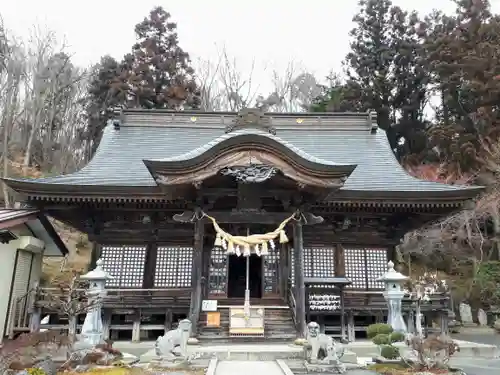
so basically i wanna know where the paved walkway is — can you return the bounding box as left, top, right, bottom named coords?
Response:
left=449, top=332, right=500, bottom=375
left=214, top=360, right=284, bottom=375
left=450, top=358, right=500, bottom=375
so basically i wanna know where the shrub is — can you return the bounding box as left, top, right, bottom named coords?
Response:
left=372, top=333, right=391, bottom=345
left=366, top=323, right=393, bottom=339
left=380, top=344, right=400, bottom=359
left=389, top=331, right=405, bottom=343
left=26, top=369, right=47, bottom=375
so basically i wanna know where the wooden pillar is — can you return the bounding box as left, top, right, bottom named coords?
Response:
left=143, top=244, right=157, bottom=288
left=201, top=245, right=211, bottom=299
left=189, top=220, right=204, bottom=335
left=132, top=310, right=141, bottom=342
left=347, top=311, right=355, bottom=342
left=279, top=244, right=288, bottom=299
left=335, top=246, right=347, bottom=341
left=340, top=287, right=346, bottom=342
left=387, top=245, right=397, bottom=263
left=293, top=220, right=306, bottom=337
left=89, top=242, right=102, bottom=269
left=335, top=245, right=346, bottom=277
left=165, top=309, right=173, bottom=333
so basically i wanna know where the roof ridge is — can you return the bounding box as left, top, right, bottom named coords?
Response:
left=119, top=110, right=378, bottom=132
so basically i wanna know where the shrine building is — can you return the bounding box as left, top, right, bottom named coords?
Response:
left=3, top=108, right=482, bottom=342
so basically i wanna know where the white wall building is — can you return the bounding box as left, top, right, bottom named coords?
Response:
left=0, top=209, right=68, bottom=342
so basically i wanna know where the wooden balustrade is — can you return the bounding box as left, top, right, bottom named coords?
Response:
left=35, top=287, right=192, bottom=309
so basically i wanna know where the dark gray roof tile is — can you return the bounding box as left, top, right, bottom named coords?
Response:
left=22, top=120, right=479, bottom=195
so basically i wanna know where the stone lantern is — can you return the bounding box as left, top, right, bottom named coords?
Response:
left=79, top=258, right=113, bottom=347
left=376, top=261, right=409, bottom=333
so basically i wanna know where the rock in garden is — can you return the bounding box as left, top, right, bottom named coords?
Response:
left=33, top=358, right=57, bottom=375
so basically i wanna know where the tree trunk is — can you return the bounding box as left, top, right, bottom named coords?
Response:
left=1, top=75, right=14, bottom=208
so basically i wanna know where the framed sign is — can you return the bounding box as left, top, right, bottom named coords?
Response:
left=207, top=312, right=221, bottom=327
left=202, top=299, right=218, bottom=312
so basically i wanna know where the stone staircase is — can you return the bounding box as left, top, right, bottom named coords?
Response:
left=198, top=307, right=297, bottom=343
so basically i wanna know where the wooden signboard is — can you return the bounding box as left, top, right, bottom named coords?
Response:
left=207, top=311, right=221, bottom=327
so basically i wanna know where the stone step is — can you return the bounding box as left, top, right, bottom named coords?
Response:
left=198, top=335, right=297, bottom=344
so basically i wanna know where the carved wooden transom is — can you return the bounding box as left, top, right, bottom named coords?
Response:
left=154, top=246, right=193, bottom=288
left=100, top=245, right=147, bottom=288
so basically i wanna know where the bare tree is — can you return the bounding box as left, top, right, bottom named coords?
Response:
left=401, top=146, right=500, bottom=302
left=0, top=21, right=89, bottom=206
left=195, top=46, right=261, bottom=111
left=267, top=62, right=321, bottom=112
left=0, top=20, right=25, bottom=206
left=20, top=27, right=87, bottom=174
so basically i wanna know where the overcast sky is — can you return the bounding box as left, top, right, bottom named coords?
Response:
left=3, top=0, right=500, bottom=92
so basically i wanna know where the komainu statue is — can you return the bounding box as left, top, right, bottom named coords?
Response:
left=305, top=321, right=346, bottom=374
left=155, top=319, right=192, bottom=362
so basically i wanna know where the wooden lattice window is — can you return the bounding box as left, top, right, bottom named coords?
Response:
left=208, top=247, right=227, bottom=294
left=344, top=248, right=365, bottom=289
left=154, top=246, right=193, bottom=288
left=344, top=247, right=387, bottom=289
left=263, top=246, right=279, bottom=294
left=290, top=247, right=336, bottom=286
left=366, top=248, right=387, bottom=289
left=310, top=247, right=335, bottom=278
left=100, top=245, right=147, bottom=288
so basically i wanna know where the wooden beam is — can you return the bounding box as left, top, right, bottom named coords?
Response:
left=172, top=210, right=324, bottom=225
left=293, top=220, right=306, bottom=338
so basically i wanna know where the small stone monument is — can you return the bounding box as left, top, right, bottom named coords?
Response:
left=376, top=261, right=409, bottom=333
left=478, top=308, right=488, bottom=326
left=459, top=303, right=474, bottom=326
left=78, top=258, right=113, bottom=348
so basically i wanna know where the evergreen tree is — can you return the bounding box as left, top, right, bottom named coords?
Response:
left=83, top=6, right=200, bottom=158
left=310, top=73, right=367, bottom=112
left=344, top=0, right=431, bottom=159
left=126, top=6, right=200, bottom=109
left=83, top=55, right=129, bottom=157
left=424, top=0, right=500, bottom=172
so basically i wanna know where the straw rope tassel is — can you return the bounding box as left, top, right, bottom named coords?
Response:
left=208, top=213, right=294, bottom=249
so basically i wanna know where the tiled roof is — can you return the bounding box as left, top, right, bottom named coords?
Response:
left=0, top=209, right=68, bottom=255
left=0, top=209, right=38, bottom=223
left=6, top=110, right=482, bottom=197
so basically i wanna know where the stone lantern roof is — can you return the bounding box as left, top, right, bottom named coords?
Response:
left=376, top=261, right=408, bottom=283
left=80, top=258, right=113, bottom=281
